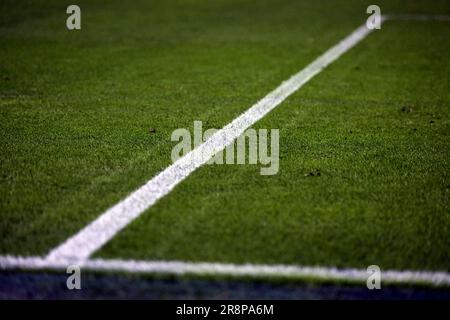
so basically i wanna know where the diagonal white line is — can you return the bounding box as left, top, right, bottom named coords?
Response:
left=1, top=255, right=449, bottom=286
left=46, top=19, right=384, bottom=261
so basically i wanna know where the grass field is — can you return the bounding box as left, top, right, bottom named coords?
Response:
left=1, top=0, right=449, bottom=295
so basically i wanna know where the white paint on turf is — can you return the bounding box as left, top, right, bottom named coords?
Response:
left=3, top=15, right=450, bottom=286
left=46, top=18, right=386, bottom=261
left=1, top=255, right=450, bottom=286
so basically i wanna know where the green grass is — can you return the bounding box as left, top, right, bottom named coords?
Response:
left=1, top=0, right=449, bottom=273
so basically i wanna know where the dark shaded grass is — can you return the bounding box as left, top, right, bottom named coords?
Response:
left=1, top=271, right=449, bottom=299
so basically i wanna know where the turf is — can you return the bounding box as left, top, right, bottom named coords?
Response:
left=97, top=16, right=450, bottom=271
left=1, top=0, right=449, bottom=273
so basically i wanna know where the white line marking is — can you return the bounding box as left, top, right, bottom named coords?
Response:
left=1, top=255, right=449, bottom=286
left=3, top=14, right=450, bottom=286
left=46, top=19, right=384, bottom=261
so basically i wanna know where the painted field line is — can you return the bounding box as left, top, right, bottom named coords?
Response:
left=45, top=13, right=450, bottom=262
left=1, top=255, right=450, bottom=286
left=46, top=19, right=384, bottom=261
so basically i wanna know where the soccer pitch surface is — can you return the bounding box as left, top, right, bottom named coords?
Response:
left=1, top=0, right=449, bottom=296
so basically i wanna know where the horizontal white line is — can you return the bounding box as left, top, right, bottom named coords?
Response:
left=1, top=255, right=449, bottom=286
left=46, top=18, right=381, bottom=261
